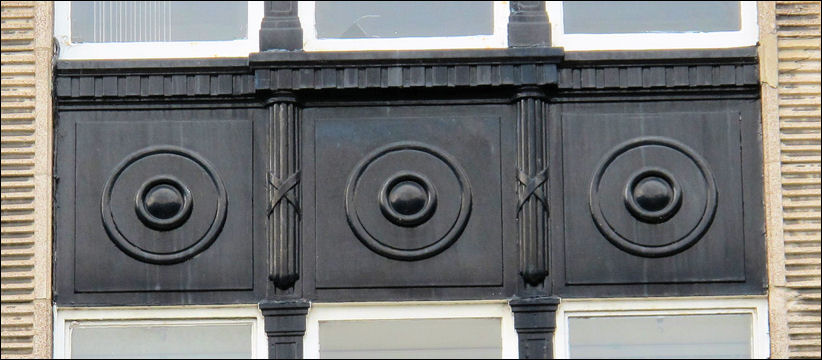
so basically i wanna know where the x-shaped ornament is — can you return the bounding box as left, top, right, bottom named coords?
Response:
left=267, top=170, right=301, bottom=217
left=516, top=168, right=548, bottom=218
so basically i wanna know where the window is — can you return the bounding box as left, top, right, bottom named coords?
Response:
left=546, top=1, right=758, bottom=50
left=554, top=297, right=770, bottom=359
left=320, top=318, right=502, bottom=358
left=54, top=1, right=757, bottom=57
left=304, top=301, right=518, bottom=358
left=299, top=1, right=509, bottom=51
left=53, top=306, right=267, bottom=359
left=54, top=1, right=264, bottom=59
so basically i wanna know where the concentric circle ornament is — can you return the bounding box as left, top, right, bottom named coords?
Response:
left=589, top=136, right=718, bottom=258
left=101, top=146, right=228, bottom=265
left=378, top=171, right=438, bottom=227
left=345, top=141, right=472, bottom=261
left=134, top=175, right=193, bottom=231
left=623, top=167, right=682, bottom=224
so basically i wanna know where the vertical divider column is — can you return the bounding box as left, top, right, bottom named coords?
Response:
left=267, top=93, right=301, bottom=293
left=513, top=86, right=558, bottom=359
left=262, top=93, right=308, bottom=359
left=510, top=297, right=561, bottom=359
left=515, top=87, right=550, bottom=290
left=259, top=1, right=303, bottom=51
left=260, top=300, right=311, bottom=359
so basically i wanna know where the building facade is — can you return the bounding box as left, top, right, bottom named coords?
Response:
left=0, top=1, right=820, bottom=358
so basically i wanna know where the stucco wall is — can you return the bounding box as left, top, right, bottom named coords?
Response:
left=761, top=1, right=822, bottom=358
left=0, top=1, right=53, bottom=358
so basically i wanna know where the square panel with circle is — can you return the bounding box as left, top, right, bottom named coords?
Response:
left=557, top=103, right=764, bottom=294
left=307, top=105, right=513, bottom=294
left=71, top=118, right=254, bottom=293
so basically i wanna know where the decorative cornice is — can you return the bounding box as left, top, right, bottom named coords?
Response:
left=252, top=62, right=560, bottom=91
left=54, top=47, right=760, bottom=101
left=55, top=72, right=256, bottom=99
left=558, top=48, right=759, bottom=91
left=558, top=63, right=758, bottom=90
left=250, top=48, right=563, bottom=91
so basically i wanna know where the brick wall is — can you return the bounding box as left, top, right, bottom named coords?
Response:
left=0, top=1, right=52, bottom=358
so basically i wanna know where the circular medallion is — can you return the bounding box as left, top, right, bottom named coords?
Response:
left=101, top=146, right=228, bottom=265
left=589, top=136, right=717, bottom=258
left=623, top=167, right=682, bottom=224
left=378, top=171, right=438, bottom=227
left=135, top=175, right=193, bottom=231
left=345, top=142, right=472, bottom=261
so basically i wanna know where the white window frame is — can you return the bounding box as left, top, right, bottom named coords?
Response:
left=53, top=305, right=268, bottom=359
left=299, top=1, right=509, bottom=52
left=554, top=296, right=770, bottom=359
left=546, top=1, right=758, bottom=51
left=53, top=1, right=264, bottom=60
left=303, top=300, right=518, bottom=359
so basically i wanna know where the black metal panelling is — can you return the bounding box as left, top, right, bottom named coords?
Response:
left=550, top=100, right=766, bottom=297
left=53, top=48, right=766, bottom=306
left=54, top=108, right=268, bottom=305
left=302, top=105, right=518, bottom=301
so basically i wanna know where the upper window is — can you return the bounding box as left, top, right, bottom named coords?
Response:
left=299, top=1, right=509, bottom=51
left=546, top=1, right=758, bottom=50
left=54, top=1, right=264, bottom=59
left=55, top=1, right=758, bottom=59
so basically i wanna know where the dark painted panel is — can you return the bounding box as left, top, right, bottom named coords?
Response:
left=55, top=108, right=267, bottom=305
left=312, top=111, right=503, bottom=289
left=552, top=100, right=766, bottom=296
left=52, top=48, right=765, bottom=308
left=301, top=104, right=518, bottom=301
left=74, top=120, right=253, bottom=292
left=563, top=110, right=744, bottom=284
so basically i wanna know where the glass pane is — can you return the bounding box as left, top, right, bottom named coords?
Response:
left=319, top=318, right=502, bottom=359
left=70, top=322, right=252, bottom=359
left=315, top=1, right=493, bottom=39
left=563, top=1, right=741, bottom=34
left=568, top=314, right=752, bottom=359
left=70, top=1, right=248, bottom=43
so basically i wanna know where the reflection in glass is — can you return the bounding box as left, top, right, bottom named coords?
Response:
left=563, top=1, right=741, bottom=34
left=569, top=314, right=752, bottom=359
left=319, top=318, right=502, bottom=358
left=70, top=323, right=252, bottom=358
left=315, top=1, right=493, bottom=39
left=70, top=1, right=247, bottom=43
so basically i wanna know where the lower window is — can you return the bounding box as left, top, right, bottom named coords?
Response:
left=53, top=306, right=266, bottom=359
left=304, top=301, right=518, bottom=359
left=555, top=297, right=769, bottom=359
